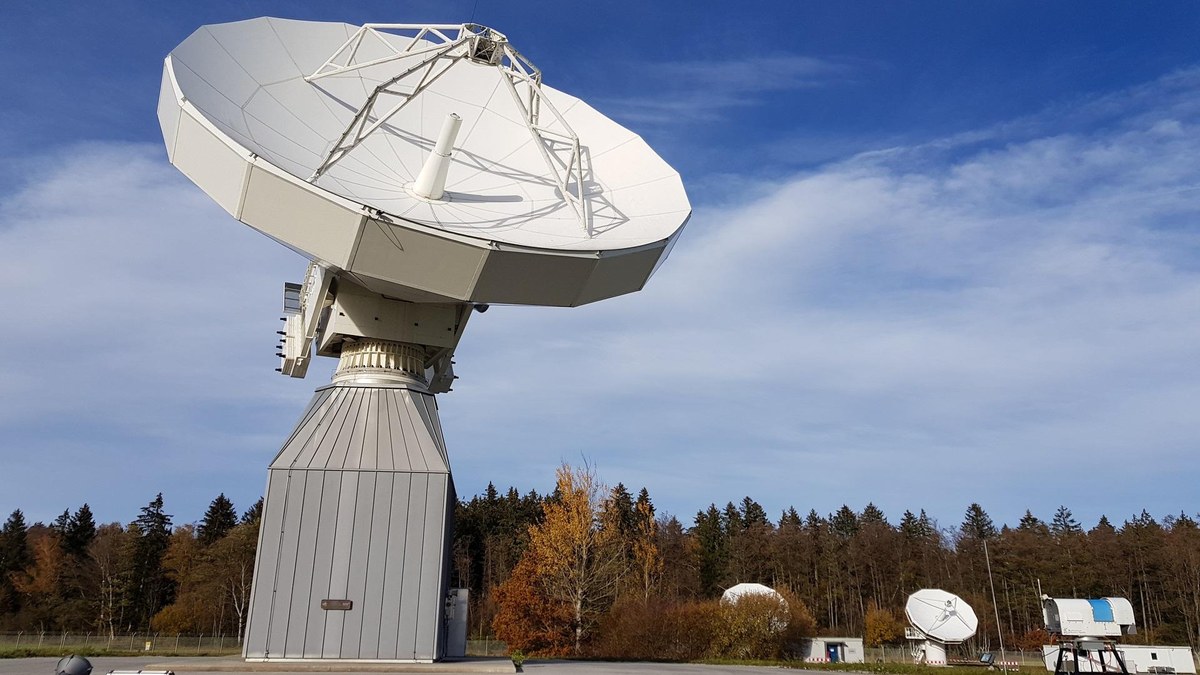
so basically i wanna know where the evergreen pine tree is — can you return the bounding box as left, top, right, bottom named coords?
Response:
left=64, top=504, right=97, bottom=557
left=0, top=510, right=30, bottom=613
left=916, top=509, right=935, bottom=538
left=1018, top=510, right=1046, bottom=532
left=123, top=493, right=174, bottom=630
left=52, top=509, right=71, bottom=534
left=740, top=496, right=770, bottom=528
left=693, top=504, right=728, bottom=597
left=634, top=488, right=654, bottom=520
left=606, top=483, right=636, bottom=536
left=1051, top=505, right=1082, bottom=536
left=779, top=507, right=803, bottom=530
left=198, top=493, right=238, bottom=545
left=861, top=502, right=888, bottom=526
left=721, top=502, right=743, bottom=533
left=831, top=505, right=859, bottom=538
left=960, top=503, right=997, bottom=540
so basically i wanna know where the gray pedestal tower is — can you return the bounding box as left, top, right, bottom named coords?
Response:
left=244, top=341, right=456, bottom=661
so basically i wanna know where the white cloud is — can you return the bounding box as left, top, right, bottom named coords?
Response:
left=2, top=70, right=1199, bottom=530
left=0, top=143, right=326, bottom=523
left=598, top=54, right=858, bottom=125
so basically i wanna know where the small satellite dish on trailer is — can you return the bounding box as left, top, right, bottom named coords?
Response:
left=906, top=588, right=979, bottom=643
left=158, top=17, right=689, bottom=665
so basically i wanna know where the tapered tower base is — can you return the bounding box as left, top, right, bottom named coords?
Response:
left=243, top=341, right=457, bottom=662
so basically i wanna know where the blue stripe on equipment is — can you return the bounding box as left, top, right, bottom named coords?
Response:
left=1089, top=599, right=1114, bottom=622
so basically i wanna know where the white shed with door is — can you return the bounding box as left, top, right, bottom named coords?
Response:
left=803, top=637, right=865, bottom=664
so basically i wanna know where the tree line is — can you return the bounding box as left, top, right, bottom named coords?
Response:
left=0, top=493, right=260, bottom=638
left=453, top=468, right=1200, bottom=657
left=2, top=468, right=1199, bottom=658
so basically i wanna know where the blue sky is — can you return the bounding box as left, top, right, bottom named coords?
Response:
left=2, top=1, right=1200, bottom=533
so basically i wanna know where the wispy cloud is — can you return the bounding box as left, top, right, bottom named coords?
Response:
left=599, top=54, right=859, bottom=126
left=0, top=143, right=323, bottom=523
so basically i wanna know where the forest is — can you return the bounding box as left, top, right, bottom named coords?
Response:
left=2, top=464, right=1199, bottom=660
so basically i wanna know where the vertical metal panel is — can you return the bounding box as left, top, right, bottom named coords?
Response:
left=388, top=390, right=424, bottom=472
left=280, top=469, right=317, bottom=656
left=359, top=471, right=392, bottom=659
left=401, top=395, right=438, bottom=472
left=310, top=389, right=357, bottom=468
left=321, top=470, right=359, bottom=657
left=279, top=389, right=336, bottom=468
left=415, top=474, right=449, bottom=659
left=399, top=474, right=430, bottom=658
left=412, top=395, right=449, bottom=464
left=379, top=389, right=398, bottom=468
left=243, top=468, right=289, bottom=658
left=340, top=471, right=375, bottom=657
left=324, top=388, right=362, bottom=469
left=343, top=390, right=372, bottom=470
left=378, top=472, right=412, bottom=658
left=303, top=471, right=342, bottom=657
left=360, top=390, right=384, bottom=472
left=394, top=393, right=425, bottom=472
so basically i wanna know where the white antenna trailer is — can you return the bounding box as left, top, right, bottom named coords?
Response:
left=158, top=18, right=690, bottom=663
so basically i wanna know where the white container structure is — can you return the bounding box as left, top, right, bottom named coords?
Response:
left=803, top=637, right=865, bottom=664
left=905, top=589, right=979, bottom=666
left=1043, top=597, right=1137, bottom=638
left=1042, top=644, right=1196, bottom=674
left=159, top=18, right=689, bottom=664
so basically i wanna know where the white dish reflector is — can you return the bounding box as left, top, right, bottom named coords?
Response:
left=165, top=19, right=689, bottom=252
left=906, top=589, right=979, bottom=644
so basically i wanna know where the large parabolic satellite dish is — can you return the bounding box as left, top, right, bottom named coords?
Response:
left=160, top=19, right=690, bottom=309
left=159, top=18, right=690, bottom=664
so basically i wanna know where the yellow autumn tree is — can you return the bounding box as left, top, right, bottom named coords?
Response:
left=864, top=602, right=905, bottom=645
left=493, top=463, right=624, bottom=655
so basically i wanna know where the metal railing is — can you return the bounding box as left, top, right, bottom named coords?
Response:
left=0, top=632, right=240, bottom=655
left=864, top=646, right=1050, bottom=668
left=0, top=632, right=509, bottom=658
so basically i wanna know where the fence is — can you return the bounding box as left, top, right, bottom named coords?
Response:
left=466, top=638, right=509, bottom=657
left=0, top=632, right=240, bottom=655
left=864, top=645, right=1051, bottom=668
left=0, top=632, right=509, bottom=658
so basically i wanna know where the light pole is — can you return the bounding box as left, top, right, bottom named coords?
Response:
left=984, top=538, right=1009, bottom=673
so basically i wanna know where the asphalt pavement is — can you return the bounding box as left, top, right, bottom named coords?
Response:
left=0, top=657, right=810, bottom=675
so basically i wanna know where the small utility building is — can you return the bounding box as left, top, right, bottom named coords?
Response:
left=802, top=637, right=865, bottom=664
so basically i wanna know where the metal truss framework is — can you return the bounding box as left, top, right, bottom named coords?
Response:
left=306, top=23, right=590, bottom=231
